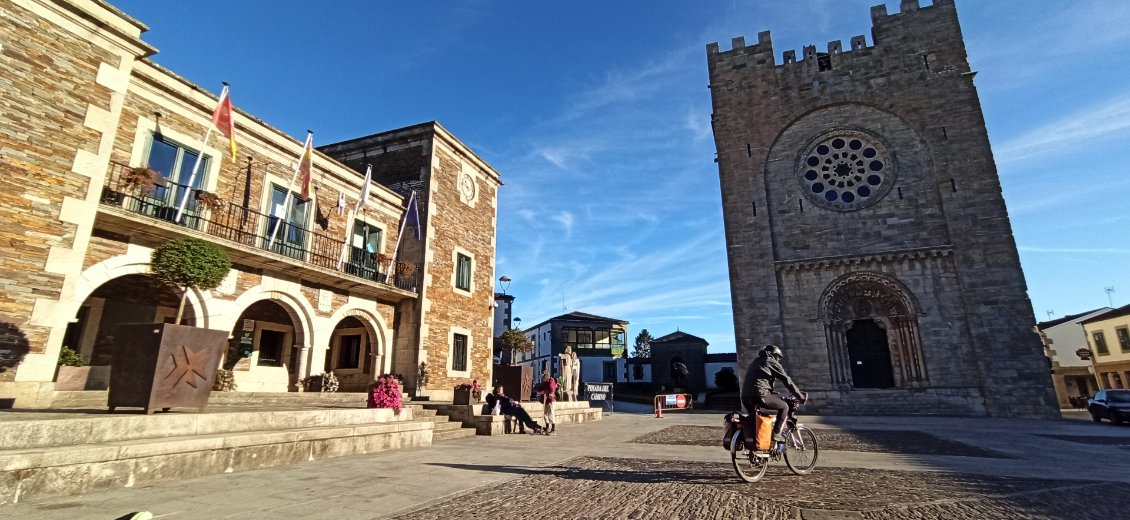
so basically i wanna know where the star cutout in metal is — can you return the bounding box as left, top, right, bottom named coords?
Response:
left=165, top=344, right=208, bottom=389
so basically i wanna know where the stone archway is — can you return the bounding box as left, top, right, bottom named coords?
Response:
left=819, top=272, right=928, bottom=390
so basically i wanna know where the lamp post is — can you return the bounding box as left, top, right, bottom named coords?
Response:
left=498, top=275, right=511, bottom=295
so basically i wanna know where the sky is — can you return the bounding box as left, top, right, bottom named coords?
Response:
left=111, top=0, right=1130, bottom=353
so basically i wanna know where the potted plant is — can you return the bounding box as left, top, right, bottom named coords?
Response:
left=121, top=165, right=160, bottom=193
left=54, top=346, right=91, bottom=391
left=367, top=373, right=402, bottom=414
left=194, top=190, right=226, bottom=212
left=453, top=379, right=482, bottom=405
left=212, top=368, right=237, bottom=391
left=107, top=238, right=232, bottom=414
left=302, top=372, right=340, bottom=393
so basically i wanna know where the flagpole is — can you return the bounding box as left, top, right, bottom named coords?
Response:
left=387, top=191, right=415, bottom=283
left=339, top=164, right=372, bottom=271
left=173, top=84, right=227, bottom=224
left=268, top=130, right=311, bottom=250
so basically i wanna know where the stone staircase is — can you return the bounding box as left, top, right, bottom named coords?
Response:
left=0, top=390, right=487, bottom=504
left=416, top=399, right=604, bottom=435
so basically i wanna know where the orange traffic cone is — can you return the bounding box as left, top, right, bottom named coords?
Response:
left=655, top=403, right=663, bottom=418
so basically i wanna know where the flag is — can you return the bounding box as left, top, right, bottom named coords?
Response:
left=211, top=85, right=237, bottom=159
left=404, top=190, right=421, bottom=240
left=297, top=132, right=314, bottom=200
left=354, top=164, right=372, bottom=214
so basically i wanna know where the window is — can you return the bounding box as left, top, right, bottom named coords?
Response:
left=452, top=333, right=468, bottom=372
left=632, top=363, right=644, bottom=381
left=455, top=253, right=472, bottom=291
left=143, top=135, right=211, bottom=223
left=337, top=334, right=362, bottom=370
left=603, top=362, right=617, bottom=383
left=1117, top=327, right=1130, bottom=352
left=1094, top=331, right=1109, bottom=355
left=264, top=184, right=309, bottom=259
left=345, top=220, right=383, bottom=279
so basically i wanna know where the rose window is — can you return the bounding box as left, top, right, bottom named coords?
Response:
left=798, top=130, right=895, bottom=211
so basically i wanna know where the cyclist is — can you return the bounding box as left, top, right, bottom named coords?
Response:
left=741, top=344, right=807, bottom=443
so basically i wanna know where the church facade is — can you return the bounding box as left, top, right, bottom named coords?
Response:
left=707, top=0, right=1057, bottom=417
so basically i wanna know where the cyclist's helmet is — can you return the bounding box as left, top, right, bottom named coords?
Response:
left=762, top=344, right=783, bottom=360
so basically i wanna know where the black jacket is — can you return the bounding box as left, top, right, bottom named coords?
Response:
left=485, top=392, right=520, bottom=413
left=741, top=354, right=802, bottom=399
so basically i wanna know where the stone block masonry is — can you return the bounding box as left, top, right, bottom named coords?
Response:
left=707, top=0, right=1058, bottom=418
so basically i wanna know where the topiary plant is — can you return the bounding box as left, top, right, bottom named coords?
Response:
left=150, top=238, right=232, bottom=324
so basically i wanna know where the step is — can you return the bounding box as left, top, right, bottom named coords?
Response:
left=432, top=428, right=476, bottom=442
left=0, top=407, right=414, bottom=450
left=49, top=390, right=380, bottom=409
left=0, top=409, right=433, bottom=505
left=418, top=400, right=604, bottom=436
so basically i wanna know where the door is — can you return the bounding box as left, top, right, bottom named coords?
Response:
left=846, top=319, right=895, bottom=388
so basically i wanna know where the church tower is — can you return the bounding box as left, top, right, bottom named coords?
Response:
left=707, top=0, right=1058, bottom=417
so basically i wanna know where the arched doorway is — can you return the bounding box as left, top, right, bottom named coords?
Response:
left=845, top=319, right=894, bottom=388
left=326, top=316, right=375, bottom=392
left=226, top=300, right=302, bottom=392
left=62, top=274, right=191, bottom=389
left=819, top=272, right=928, bottom=390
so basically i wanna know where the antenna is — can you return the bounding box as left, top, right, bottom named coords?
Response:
left=1106, top=286, right=1116, bottom=307
left=1046, top=310, right=1054, bottom=320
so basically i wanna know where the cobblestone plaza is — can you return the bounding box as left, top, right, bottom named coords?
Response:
left=2, top=408, right=1125, bottom=519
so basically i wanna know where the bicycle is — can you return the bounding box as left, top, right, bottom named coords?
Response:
left=724, top=395, right=818, bottom=483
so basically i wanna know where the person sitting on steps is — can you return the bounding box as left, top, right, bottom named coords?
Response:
left=485, top=385, right=544, bottom=435
left=740, top=344, right=808, bottom=444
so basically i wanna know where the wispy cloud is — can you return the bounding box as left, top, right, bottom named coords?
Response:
left=995, top=94, right=1130, bottom=165
left=551, top=211, right=575, bottom=237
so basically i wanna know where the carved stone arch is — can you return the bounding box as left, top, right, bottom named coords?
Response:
left=327, top=306, right=392, bottom=376
left=819, top=272, right=928, bottom=390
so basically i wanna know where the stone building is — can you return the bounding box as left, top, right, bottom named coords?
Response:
left=1037, top=308, right=1109, bottom=408
left=0, top=0, right=500, bottom=407
left=706, top=0, right=1058, bottom=417
left=514, top=311, right=628, bottom=387
left=1081, top=304, right=1130, bottom=391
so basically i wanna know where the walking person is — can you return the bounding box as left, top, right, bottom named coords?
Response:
left=538, top=372, right=558, bottom=435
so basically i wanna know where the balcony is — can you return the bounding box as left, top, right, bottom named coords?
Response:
left=96, top=162, right=420, bottom=301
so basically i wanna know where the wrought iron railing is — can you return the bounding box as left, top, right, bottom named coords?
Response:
left=99, top=162, right=420, bottom=293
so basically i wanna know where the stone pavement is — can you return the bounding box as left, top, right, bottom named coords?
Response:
left=1, top=404, right=1127, bottom=519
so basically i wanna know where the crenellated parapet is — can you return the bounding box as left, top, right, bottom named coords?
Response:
left=707, top=0, right=958, bottom=75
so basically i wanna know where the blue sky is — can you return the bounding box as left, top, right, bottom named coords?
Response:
left=113, top=1, right=1130, bottom=353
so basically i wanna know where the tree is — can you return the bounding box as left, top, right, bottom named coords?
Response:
left=494, top=328, right=534, bottom=364
left=632, top=329, right=653, bottom=359
left=150, top=238, right=232, bottom=324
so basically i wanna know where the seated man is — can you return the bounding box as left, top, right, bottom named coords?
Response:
left=485, top=385, right=544, bottom=435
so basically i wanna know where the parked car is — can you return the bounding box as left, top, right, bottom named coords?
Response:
left=1087, top=390, right=1130, bottom=424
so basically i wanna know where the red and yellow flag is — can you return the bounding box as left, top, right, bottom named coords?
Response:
left=211, top=85, right=237, bottom=159
left=297, top=132, right=314, bottom=201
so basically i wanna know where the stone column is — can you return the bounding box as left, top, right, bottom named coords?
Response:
left=293, top=345, right=310, bottom=392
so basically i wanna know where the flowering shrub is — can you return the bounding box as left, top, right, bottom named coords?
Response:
left=303, top=372, right=339, bottom=393
left=212, top=368, right=237, bottom=391
left=454, top=379, right=483, bottom=401
left=368, top=374, right=402, bottom=414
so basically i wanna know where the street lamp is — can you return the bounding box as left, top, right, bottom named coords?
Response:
left=498, top=275, right=511, bottom=295
left=513, top=317, right=522, bottom=330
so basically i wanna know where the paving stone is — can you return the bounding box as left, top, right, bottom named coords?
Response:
left=632, top=425, right=1011, bottom=458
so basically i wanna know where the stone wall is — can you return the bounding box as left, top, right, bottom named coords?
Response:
left=707, top=0, right=1057, bottom=417
left=0, top=0, right=150, bottom=397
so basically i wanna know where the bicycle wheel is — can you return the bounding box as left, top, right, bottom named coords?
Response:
left=783, top=426, right=818, bottom=475
left=730, top=430, right=768, bottom=483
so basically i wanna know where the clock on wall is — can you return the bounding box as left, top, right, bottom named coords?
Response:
left=459, top=172, right=477, bottom=203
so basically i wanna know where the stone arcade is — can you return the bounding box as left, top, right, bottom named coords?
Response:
left=707, top=0, right=1058, bottom=417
